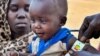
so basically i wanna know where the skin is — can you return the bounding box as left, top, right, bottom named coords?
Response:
left=8, top=0, right=31, bottom=38
left=69, top=51, right=100, bottom=56
left=29, top=0, right=62, bottom=40
left=70, top=13, right=100, bottom=56
left=6, top=0, right=31, bottom=55
left=29, top=1, right=77, bottom=55
left=29, top=0, right=99, bottom=56
left=77, top=14, right=100, bottom=56
left=78, top=13, right=100, bottom=42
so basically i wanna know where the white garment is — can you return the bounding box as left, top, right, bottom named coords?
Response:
left=65, top=53, right=70, bottom=56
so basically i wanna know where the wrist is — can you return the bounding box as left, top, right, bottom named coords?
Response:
left=71, top=40, right=85, bottom=51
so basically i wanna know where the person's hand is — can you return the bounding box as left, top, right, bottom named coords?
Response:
left=6, top=51, right=18, bottom=56
left=69, top=50, right=98, bottom=56
left=78, top=13, right=100, bottom=42
left=28, top=53, right=36, bottom=56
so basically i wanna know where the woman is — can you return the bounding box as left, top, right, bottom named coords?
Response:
left=0, top=0, right=34, bottom=55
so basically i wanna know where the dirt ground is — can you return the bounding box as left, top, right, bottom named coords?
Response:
left=65, top=0, right=100, bottom=49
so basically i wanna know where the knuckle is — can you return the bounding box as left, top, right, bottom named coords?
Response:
left=89, top=22, right=95, bottom=28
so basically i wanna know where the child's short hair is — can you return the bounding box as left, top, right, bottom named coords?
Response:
left=52, top=0, right=68, bottom=25
left=30, top=0, right=68, bottom=24
left=53, top=0, right=68, bottom=16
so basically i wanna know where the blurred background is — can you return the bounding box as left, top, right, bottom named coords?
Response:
left=65, top=0, right=100, bottom=49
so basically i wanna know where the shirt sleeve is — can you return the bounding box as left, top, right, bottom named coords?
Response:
left=61, top=30, right=75, bottom=50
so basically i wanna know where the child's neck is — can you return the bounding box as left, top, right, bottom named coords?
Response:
left=43, top=28, right=61, bottom=42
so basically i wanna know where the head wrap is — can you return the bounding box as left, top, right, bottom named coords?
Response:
left=0, top=0, right=11, bottom=40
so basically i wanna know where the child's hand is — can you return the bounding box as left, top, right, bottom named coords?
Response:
left=69, top=50, right=100, bottom=56
left=69, top=50, right=93, bottom=56
left=6, top=51, right=19, bottom=56
left=28, top=53, right=36, bottom=56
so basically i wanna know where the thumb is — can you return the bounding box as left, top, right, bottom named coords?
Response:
left=80, top=36, right=87, bottom=43
left=80, top=23, right=94, bottom=42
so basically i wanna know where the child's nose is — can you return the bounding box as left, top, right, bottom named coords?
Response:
left=34, top=22, right=41, bottom=29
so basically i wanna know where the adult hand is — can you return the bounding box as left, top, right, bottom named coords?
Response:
left=78, top=13, right=100, bottom=42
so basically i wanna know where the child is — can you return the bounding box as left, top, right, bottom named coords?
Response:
left=28, top=0, right=76, bottom=56
left=29, top=0, right=100, bottom=56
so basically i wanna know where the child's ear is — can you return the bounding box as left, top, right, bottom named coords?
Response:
left=60, top=16, right=67, bottom=26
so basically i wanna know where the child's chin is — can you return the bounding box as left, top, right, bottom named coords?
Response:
left=39, top=37, right=48, bottom=40
left=40, top=37, right=45, bottom=40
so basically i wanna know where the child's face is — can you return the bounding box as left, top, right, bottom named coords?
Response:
left=8, top=0, right=31, bottom=34
left=30, top=1, right=61, bottom=40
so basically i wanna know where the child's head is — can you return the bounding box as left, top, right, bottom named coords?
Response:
left=29, top=0, right=68, bottom=40
left=7, top=0, right=31, bottom=37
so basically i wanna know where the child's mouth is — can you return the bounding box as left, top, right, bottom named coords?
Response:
left=36, top=33, right=44, bottom=37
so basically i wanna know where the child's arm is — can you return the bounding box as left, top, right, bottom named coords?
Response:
left=66, top=36, right=76, bottom=51
left=68, top=36, right=100, bottom=54
left=69, top=50, right=100, bottom=56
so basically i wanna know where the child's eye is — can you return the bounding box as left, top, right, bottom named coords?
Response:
left=25, top=4, right=29, bottom=12
left=31, top=18, right=35, bottom=23
left=9, top=5, right=18, bottom=12
left=40, top=18, right=47, bottom=24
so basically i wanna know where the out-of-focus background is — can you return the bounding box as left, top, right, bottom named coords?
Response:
left=65, top=0, right=100, bottom=49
